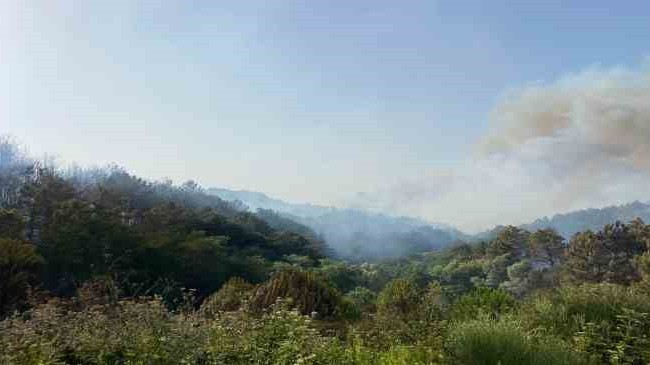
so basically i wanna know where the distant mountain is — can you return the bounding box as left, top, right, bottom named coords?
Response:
left=521, top=201, right=650, bottom=238
left=208, top=188, right=466, bottom=260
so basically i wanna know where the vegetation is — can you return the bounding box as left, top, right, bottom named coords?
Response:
left=4, top=138, right=650, bottom=364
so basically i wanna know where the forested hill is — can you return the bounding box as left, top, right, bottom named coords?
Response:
left=0, top=138, right=327, bottom=313
left=209, top=187, right=468, bottom=260
left=521, top=201, right=650, bottom=238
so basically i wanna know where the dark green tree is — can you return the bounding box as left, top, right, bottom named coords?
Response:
left=0, top=238, right=43, bottom=317
left=529, top=228, right=565, bottom=267
left=565, top=222, right=644, bottom=285
left=0, top=208, right=25, bottom=239
left=487, top=226, right=531, bottom=259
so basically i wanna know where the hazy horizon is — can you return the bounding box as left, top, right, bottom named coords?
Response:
left=3, top=1, right=650, bottom=232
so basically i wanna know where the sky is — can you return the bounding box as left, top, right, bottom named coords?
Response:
left=2, top=0, right=650, bottom=232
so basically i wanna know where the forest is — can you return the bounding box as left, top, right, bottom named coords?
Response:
left=3, top=138, right=650, bottom=365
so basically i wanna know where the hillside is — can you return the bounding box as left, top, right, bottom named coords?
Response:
left=0, top=139, right=327, bottom=307
left=521, top=201, right=650, bottom=238
left=209, top=187, right=467, bottom=260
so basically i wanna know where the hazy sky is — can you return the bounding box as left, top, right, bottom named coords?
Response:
left=2, top=1, right=650, bottom=232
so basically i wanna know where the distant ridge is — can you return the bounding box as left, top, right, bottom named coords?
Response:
left=521, top=201, right=650, bottom=238
left=208, top=187, right=466, bottom=260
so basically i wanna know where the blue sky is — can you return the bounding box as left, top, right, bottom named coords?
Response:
left=2, top=1, right=650, bottom=230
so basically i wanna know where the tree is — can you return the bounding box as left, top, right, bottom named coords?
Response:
left=21, top=169, right=75, bottom=244
left=599, top=222, right=645, bottom=284
left=529, top=228, right=565, bottom=267
left=39, top=200, right=141, bottom=295
left=0, top=208, right=25, bottom=239
left=377, top=278, right=421, bottom=319
left=485, top=254, right=510, bottom=288
left=248, top=269, right=346, bottom=319
left=0, top=238, right=43, bottom=317
left=629, top=218, right=650, bottom=251
left=316, top=259, right=366, bottom=293
left=0, top=136, right=36, bottom=209
left=501, top=259, right=533, bottom=297
left=170, top=232, right=230, bottom=298
left=564, top=231, right=611, bottom=284
left=487, top=226, right=530, bottom=260
left=564, top=223, right=644, bottom=285
left=440, top=259, right=485, bottom=297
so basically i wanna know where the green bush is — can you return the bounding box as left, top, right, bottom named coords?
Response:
left=446, top=316, right=589, bottom=365
left=522, top=283, right=650, bottom=338
left=377, top=278, right=421, bottom=319
left=344, top=287, right=377, bottom=313
left=248, top=269, right=348, bottom=319
left=574, top=308, right=650, bottom=364
left=0, top=297, right=210, bottom=365
left=521, top=283, right=650, bottom=364
left=205, top=300, right=341, bottom=365
left=451, top=286, right=516, bottom=321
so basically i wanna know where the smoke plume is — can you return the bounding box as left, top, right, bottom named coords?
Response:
left=348, top=62, right=650, bottom=232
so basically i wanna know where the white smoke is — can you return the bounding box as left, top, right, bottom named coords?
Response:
left=347, top=62, right=650, bottom=233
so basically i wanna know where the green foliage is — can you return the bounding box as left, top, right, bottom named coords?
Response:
left=377, top=278, right=421, bottom=319
left=575, top=308, right=650, bottom=365
left=204, top=301, right=340, bottom=365
left=451, top=286, right=516, bottom=322
left=446, top=316, right=589, bottom=365
left=316, top=259, right=368, bottom=293
left=0, top=297, right=209, bottom=365
left=0, top=143, right=330, bottom=305
left=344, top=287, right=377, bottom=313
left=564, top=222, right=645, bottom=285
left=437, top=259, right=485, bottom=298
left=248, top=269, right=349, bottom=319
left=522, top=283, right=650, bottom=337
left=200, top=277, right=254, bottom=316
left=500, top=259, right=534, bottom=297
left=0, top=238, right=43, bottom=317
left=0, top=208, right=25, bottom=239
left=487, top=226, right=530, bottom=259
left=0, top=297, right=443, bottom=365
left=484, top=254, right=510, bottom=288
left=529, top=228, right=565, bottom=266
left=39, top=199, right=142, bottom=296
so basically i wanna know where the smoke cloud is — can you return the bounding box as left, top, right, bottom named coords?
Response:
left=347, top=63, right=650, bottom=233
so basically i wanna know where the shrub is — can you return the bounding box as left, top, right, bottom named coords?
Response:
left=205, top=300, right=342, bottom=365
left=248, top=269, right=347, bottom=319
left=522, top=283, right=650, bottom=338
left=376, top=278, right=421, bottom=319
left=344, top=287, right=377, bottom=313
left=0, top=297, right=210, bottom=365
left=75, top=276, right=120, bottom=308
left=200, top=277, right=254, bottom=317
left=521, top=283, right=650, bottom=364
left=446, top=316, right=589, bottom=365
left=574, top=308, right=650, bottom=364
left=451, top=286, right=516, bottom=322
